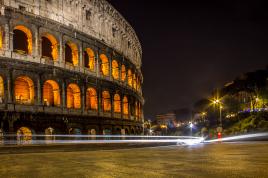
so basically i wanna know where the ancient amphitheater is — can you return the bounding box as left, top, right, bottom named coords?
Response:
left=0, top=0, right=144, bottom=138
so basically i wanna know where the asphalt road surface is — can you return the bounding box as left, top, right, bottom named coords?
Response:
left=0, top=142, right=268, bottom=178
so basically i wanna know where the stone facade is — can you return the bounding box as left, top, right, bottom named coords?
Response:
left=0, top=0, right=144, bottom=136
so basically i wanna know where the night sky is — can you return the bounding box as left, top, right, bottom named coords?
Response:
left=108, top=0, right=268, bottom=119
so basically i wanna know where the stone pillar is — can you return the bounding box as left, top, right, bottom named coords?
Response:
left=33, top=26, right=39, bottom=57
left=37, top=74, right=42, bottom=105
left=8, top=21, right=13, bottom=51
left=4, top=22, right=10, bottom=50
left=79, top=43, right=83, bottom=68
left=7, top=69, right=12, bottom=103
left=96, top=49, right=100, bottom=78
left=111, top=91, right=114, bottom=118
left=81, top=84, right=85, bottom=113
left=61, top=80, right=66, bottom=108
left=109, top=53, right=112, bottom=80
left=59, top=34, right=63, bottom=64
left=98, top=89, right=102, bottom=114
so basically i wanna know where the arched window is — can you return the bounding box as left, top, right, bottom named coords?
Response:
left=43, top=80, right=60, bottom=107
left=13, top=25, right=32, bottom=54
left=133, top=73, right=137, bottom=90
left=65, top=42, right=78, bottom=66
left=67, top=83, right=81, bottom=109
left=0, top=76, right=4, bottom=103
left=100, top=54, right=109, bottom=76
left=41, top=33, right=58, bottom=61
left=86, top=88, right=98, bottom=110
left=84, top=48, right=95, bottom=71
left=102, top=91, right=111, bottom=112
left=121, top=65, right=126, bottom=81
left=114, top=94, right=121, bottom=113
left=17, top=127, right=32, bottom=141
left=123, top=96, right=129, bottom=115
left=128, top=70, right=133, bottom=87
left=14, top=76, right=34, bottom=104
left=112, top=60, right=119, bottom=80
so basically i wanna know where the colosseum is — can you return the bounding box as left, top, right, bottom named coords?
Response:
left=0, top=0, right=144, bottom=138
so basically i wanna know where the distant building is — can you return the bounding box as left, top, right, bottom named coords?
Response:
left=156, top=112, right=176, bottom=127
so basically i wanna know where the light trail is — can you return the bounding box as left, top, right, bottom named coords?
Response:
left=204, top=133, right=268, bottom=143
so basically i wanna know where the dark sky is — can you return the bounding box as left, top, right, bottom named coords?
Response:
left=107, top=0, right=268, bottom=119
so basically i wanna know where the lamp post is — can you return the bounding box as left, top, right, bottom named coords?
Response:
left=212, top=99, right=223, bottom=129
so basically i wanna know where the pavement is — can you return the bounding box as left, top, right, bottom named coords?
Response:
left=0, top=142, right=268, bottom=178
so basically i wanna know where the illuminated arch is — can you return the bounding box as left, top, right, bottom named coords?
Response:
left=67, top=83, right=81, bottom=109
left=41, top=33, right=58, bottom=61
left=65, top=42, right=79, bottom=66
left=123, top=96, right=129, bottom=115
left=121, top=65, right=126, bottom=81
left=0, top=76, right=4, bottom=103
left=112, top=60, right=119, bottom=80
left=17, top=127, right=32, bottom=141
left=86, top=87, right=98, bottom=110
left=128, top=70, right=133, bottom=87
left=100, top=54, right=109, bottom=76
left=13, top=25, right=32, bottom=54
left=43, top=80, right=60, bottom=107
left=102, top=91, right=111, bottom=112
left=14, top=76, right=34, bottom=104
left=84, top=48, right=95, bottom=71
left=114, top=94, right=121, bottom=113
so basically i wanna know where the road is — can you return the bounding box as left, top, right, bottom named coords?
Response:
left=0, top=142, right=268, bottom=178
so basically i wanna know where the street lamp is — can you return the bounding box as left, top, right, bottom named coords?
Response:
left=189, top=122, right=194, bottom=136
left=212, top=98, right=223, bottom=127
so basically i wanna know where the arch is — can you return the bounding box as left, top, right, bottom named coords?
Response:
left=67, top=83, right=81, bottom=109
left=131, top=128, right=135, bottom=135
left=123, top=96, right=129, bottom=115
left=13, top=25, right=32, bottom=54
left=17, top=127, right=32, bottom=141
left=14, top=76, right=35, bottom=104
left=112, top=60, right=119, bottom=80
left=100, top=54, right=109, bottom=76
left=84, top=48, right=95, bottom=71
left=114, top=94, right=121, bottom=113
left=125, top=128, right=129, bottom=135
left=69, top=128, right=82, bottom=135
left=86, top=87, right=98, bottom=110
left=0, top=76, right=4, bottom=103
left=65, top=42, right=79, bottom=66
left=43, top=80, right=60, bottom=107
left=41, top=33, right=58, bottom=61
left=88, top=129, right=96, bottom=135
left=102, top=91, right=111, bottom=112
left=121, top=65, right=126, bottom=81
left=128, top=69, right=133, bottom=87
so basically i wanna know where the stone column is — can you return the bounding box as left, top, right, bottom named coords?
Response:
left=4, top=22, right=10, bottom=50
left=59, top=34, right=63, bottom=65
left=96, top=49, right=100, bottom=78
left=61, top=80, right=66, bottom=108
left=111, top=92, right=114, bottom=118
left=79, top=43, right=83, bottom=68
left=109, top=53, right=112, bottom=80
left=36, top=74, right=42, bottom=105
left=98, top=89, right=102, bottom=115
left=7, top=69, right=12, bottom=103
left=8, top=21, right=13, bottom=51
left=81, top=84, right=85, bottom=113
